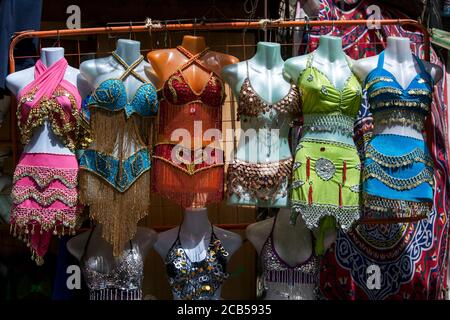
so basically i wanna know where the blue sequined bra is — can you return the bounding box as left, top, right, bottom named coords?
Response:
left=362, top=51, right=435, bottom=221
left=365, top=51, right=433, bottom=131
left=82, top=52, right=158, bottom=121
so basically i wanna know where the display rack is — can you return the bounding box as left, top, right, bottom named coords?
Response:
left=5, top=18, right=432, bottom=229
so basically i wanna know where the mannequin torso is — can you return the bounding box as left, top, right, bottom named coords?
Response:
left=352, top=36, right=443, bottom=139
left=247, top=209, right=321, bottom=300
left=154, top=207, right=242, bottom=300
left=147, top=35, right=239, bottom=91
left=284, top=35, right=355, bottom=145
left=222, top=42, right=294, bottom=163
left=6, top=47, right=77, bottom=155
left=67, top=225, right=157, bottom=264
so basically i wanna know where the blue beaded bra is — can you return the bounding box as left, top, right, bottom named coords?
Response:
left=365, top=51, right=433, bottom=131
left=82, top=52, right=158, bottom=121
left=78, top=52, right=158, bottom=192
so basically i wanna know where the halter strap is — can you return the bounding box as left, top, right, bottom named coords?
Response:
left=18, top=57, right=75, bottom=108
left=377, top=51, right=385, bottom=68
left=111, top=52, right=148, bottom=83
left=81, top=225, right=133, bottom=264
left=176, top=45, right=211, bottom=73
left=306, top=53, right=314, bottom=69
left=245, top=60, right=250, bottom=79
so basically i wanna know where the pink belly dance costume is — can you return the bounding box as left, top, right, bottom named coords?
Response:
left=10, top=58, right=90, bottom=265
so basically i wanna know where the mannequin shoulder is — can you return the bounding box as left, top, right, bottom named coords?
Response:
left=246, top=218, right=273, bottom=252
left=221, top=61, right=247, bottom=86
left=153, top=226, right=179, bottom=258
left=351, top=55, right=379, bottom=83
left=422, top=60, right=443, bottom=84
left=283, top=54, right=310, bottom=83
left=213, top=226, right=242, bottom=256
left=246, top=218, right=273, bottom=240
left=146, top=48, right=177, bottom=67
left=5, top=66, right=35, bottom=95
left=79, top=56, right=113, bottom=83
left=211, top=51, right=239, bottom=68
left=135, top=227, right=158, bottom=255
left=66, top=230, right=92, bottom=261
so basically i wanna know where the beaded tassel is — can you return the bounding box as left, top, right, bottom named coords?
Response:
left=306, top=157, right=311, bottom=181
left=343, top=161, right=347, bottom=185
left=339, top=184, right=343, bottom=208
left=308, top=183, right=313, bottom=205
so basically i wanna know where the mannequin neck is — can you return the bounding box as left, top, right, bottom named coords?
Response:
left=385, top=37, right=414, bottom=63
left=316, top=36, right=346, bottom=62
left=181, top=35, right=207, bottom=54
left=40, top=47, right=65, bottom=67
left=114, top=39, right=142, bottom=65
left=182, top=208, right=211, bottom=234
left=277, top=208, right=306, bottom=228
left=251, top=42, right=284, bottom=70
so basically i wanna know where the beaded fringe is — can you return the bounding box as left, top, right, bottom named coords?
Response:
left=79, top=170, right=150, bottom=257
left=265, top=270, right=317, bottom=286
left=152, top=158, right=223, bottom=208
left=89, top=288, right=142, bottom=300
left=80, top=108, right=152, bottom=256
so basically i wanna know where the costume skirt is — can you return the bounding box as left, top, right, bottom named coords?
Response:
left=362, top=134, right=434, bottom=221
left=291, top=138, right=361, bottom=231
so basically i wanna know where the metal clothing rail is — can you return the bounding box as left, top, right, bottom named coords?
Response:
left=5, top=18, right=431, bottom=230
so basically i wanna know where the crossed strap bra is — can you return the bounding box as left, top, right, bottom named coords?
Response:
left=82, top=52, right=159, bottom=120
left=161, top=46, right=225, bottom=108
left=365, top=51, right=433, bottom=131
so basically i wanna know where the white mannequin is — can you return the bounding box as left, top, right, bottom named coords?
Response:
left=79, top=39, right=158, bottom=157
left=247, top=209, right=333, bottom=300
left=284, top=35, right=356, bottom=146
left=6, top=47, right=77, bottom=155
left=67, top=224, right=156, bottom=271
left=154, top=207, right=242, bottom=300
left=352, top=36, right=443, bottom=139
left=79, top=39, right=158, bottom=98
left=221, top=42, right=293, bottom=164
left=247, top=209, right=313, bottom=266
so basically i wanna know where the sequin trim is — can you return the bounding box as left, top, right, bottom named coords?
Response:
left=368, top=87, right=403, bottom=98
left=227, top=158, right=292, bottom=202
left=363, top=162, right=434, bottom=190
left=291, top=200, right=360, bottom=231
left=302, top=114, right=354, bottom=136
left=238, top=79, right=301, bottom=119
left=12, top=185, right=78, bottom=207
left=363, top=194, right=432, bottom=219
left=372, top=109, right=426, bottom=131
left=13, top=165, right=78, bottom=189
left=366, top=144, right=434, bottom=168
left=365, top=76, right=394, bottom=89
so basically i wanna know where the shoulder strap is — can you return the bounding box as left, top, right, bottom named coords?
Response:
left=377, top=51, right=385, bottom=69
left=306, top=53, right=314, bottom=69
left=413, top=54, right=434, bottom=85
left=80, top=226, right=96, bottom=263
left=111, top=52, right=148, bottom=83
left=269, top=214, right=277, bottom=241
left=245, top=60, right=250, bottom=79
left=176, top=45, right=211, bottom=73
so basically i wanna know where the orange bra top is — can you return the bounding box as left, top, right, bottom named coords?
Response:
left=161, top=46, right=226, bottom=107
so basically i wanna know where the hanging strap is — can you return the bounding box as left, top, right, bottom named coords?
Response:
left=245, top=60, right=250, bottom=79
left=111, top=51, right=148, bottom=83
left=413, top=54, right=434, bottom=85
left=269, top=213, right=278, bottom=242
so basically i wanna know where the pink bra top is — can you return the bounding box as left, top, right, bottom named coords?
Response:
left=16, top=58, right=90, bottom=152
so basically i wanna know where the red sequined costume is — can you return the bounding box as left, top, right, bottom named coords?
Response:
left=152, top=46, right=226, bottom=208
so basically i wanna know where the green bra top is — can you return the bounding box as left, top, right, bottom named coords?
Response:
left=298, top=53, right=362, bottom=118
